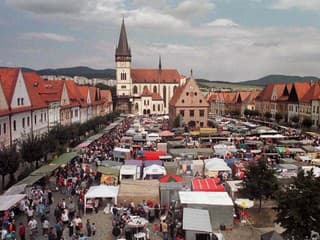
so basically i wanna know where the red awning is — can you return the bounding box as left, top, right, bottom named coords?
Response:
left=192, top=178, right=225, bottom=192
left=159, top=174, right=183, bottom=183
left=143, top=151, right=166, bottom=160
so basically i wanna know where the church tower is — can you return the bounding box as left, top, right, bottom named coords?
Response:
left=115, top=18, right=132, bottom=98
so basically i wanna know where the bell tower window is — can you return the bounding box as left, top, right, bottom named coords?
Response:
left=121, top=72, right=127, bottom=80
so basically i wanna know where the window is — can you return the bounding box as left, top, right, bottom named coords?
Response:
left=190, top=110, right=194, bottom=117
left=17, top=98, right=20, bottom=106
left=21, top=98, right=24, bottom=105
left=313, top=106, right=316, bottom=113
left=318, top=106, right=319, bottom=114
left=22, top=118, right=25, bottom=128
left=158, top=104, right=160, bottom=111
left=199, top=110, right=205, bottom=117
left=13, top=120, right=16, bottom=131
left=71, top=110, right=73, bottom=119
left=180, top=110, right=184, bottom=117
left=200, top=99, right=202, bottom=103
left=121, top=72, right=127, bottom=80
left=186, top=92, right=189, bottom=96
left=182, top=99, right=184, bottom=103
left=163, top=86, right=167, bottom=107
left=75, top=109, right=78, bottom=117
left=27, top=117, right=30, bottom=126
left=121, top=85, right=126, bottom=89
left=34, top=115, right=37, bottom=125
left=195, top=92, right=198, bottom=96
left=153, top=104, right=155, bottom=111
left=44, top=113, right=47, bottom=121
left=133, top=86, right=138, bottom=94
left=40, top=113, right=43, bottom=123
left=153, top=86, right=157, bottom=93
left=3, top=123, right=6, bottom=134
left=200, top=122, right=204, bottom=127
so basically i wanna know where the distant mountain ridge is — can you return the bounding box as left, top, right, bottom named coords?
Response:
left=2, top=66, right=319, bottom=86
left=18, top=66, right=116, bottom=79
left=240, top=74, right=320, bottom=86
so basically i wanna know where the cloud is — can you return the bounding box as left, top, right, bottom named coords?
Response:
left=272, top=0, right=320, bottom=10
left=6, top=0, right=89, bottom=14
left=207, top=19, right=239, bottom=27
left=20, top=32, right=75, bottom=42
left=170, top=0, right=215, bottom=20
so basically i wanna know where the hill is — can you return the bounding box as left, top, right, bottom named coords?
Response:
left=18, top=66, right=116, bottom=79
left=240, top=74, right=320, bottom=86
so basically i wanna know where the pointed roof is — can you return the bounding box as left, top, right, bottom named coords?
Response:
left=0, top=68, right=20, bottom=104
left=288, top=82, right=312, bottom=103
left=115, top=18, right=131, bottom=57
left=141, top=86, right=152, bottom=97
left=152, top=92, right=162, bottom=101
left=301, top=82, right=320, bottom=103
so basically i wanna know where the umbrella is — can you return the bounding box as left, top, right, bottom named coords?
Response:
left=159, top=174, right=183, bottom=183
left=235, top=198, right=254, bottom=209
left=160, top=130, right=175, bottom=137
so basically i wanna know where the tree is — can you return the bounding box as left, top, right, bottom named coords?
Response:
left=19, top=134, right=43, bottom=168
left=264, top=112, right=272, bottom=120
left=0, top=145, right=20, bottom=190
left=275, top=171, right=320, bottom=239
left=290, top=115, right=299, bottom=124
left=244, top=109, right=253, bottom=117
left=302, top=117, right=313, bottom=129
left=275, top=113, right=283, bottom=122
left=173, top=114, right=182, bottom=128
left=240, top=159, right=278, bottom=211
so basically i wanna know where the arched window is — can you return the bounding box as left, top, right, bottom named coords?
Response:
left=133, top=85, right=138, bottom=94
left=163, top=86, right=167, bottom=107
left=158, top=104, right=160, bottom=111
left=135, top=103, right=139, bottom=112
left=153, top=86, right=157, bottom=93
left=123, top=72, right=126, bottom=80
left=153, top=104, right=155, bottom=111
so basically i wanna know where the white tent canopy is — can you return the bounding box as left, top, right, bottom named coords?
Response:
left=205, top=158, right=232, bottom=174
left=84, top=185, right=119, bottom=215
left=3, top=184, right=27, bottom=196
left=183, top=208, right=212, bottom=233
left=143, top=164, right=166, bottom=179
left=120, top=165, right=137, bottom=181
left=179, top=191, right=233, bottom=206
left=0, top=194, right=26, bottom=211
left=260, top=134, right=285, bottom=139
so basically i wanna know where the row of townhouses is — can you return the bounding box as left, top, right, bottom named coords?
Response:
left=0, top=68, right=113, bottom=146
left=255, top=81, right=320, bottom=127
left=206, top=90, right=260, bottom=116
left=42, top=75, right=116, bottom=87
left=206, top=81, right=320, bottom=128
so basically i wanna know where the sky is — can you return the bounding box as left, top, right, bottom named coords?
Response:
left=1, top=0, right=320, bottom=82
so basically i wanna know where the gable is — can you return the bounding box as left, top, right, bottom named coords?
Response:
left=0, top=81, right=8, bottom=110
left=174, top=78, right=208, bottom=107
left=10, top=70, right=31, bottom=108
left=61, top=82, right=70, bottom=106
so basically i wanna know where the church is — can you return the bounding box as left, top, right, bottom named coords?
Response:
left=115, top=19, right=186, bottom=115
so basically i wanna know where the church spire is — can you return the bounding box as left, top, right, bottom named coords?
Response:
left=115, top=17, right=131, bottom=61
left=158, top=55, right=162, bottom=72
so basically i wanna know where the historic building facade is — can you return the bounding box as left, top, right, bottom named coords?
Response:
left=115, top=19, right=185, bottom=115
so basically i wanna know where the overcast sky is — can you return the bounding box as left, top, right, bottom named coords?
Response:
left=1, top=0, right=320, bottom=82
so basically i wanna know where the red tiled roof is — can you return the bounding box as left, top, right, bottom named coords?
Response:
left=141, top=86, right=152, bottom=97
left=23, top=72, right=47, bottom=110
left=38, top=80, right=63, bottom=103
left=293, top=82, right=312, bottom=101
left=301, top=82, right=320, bottom=103
left=256, top=83, right=285, bottom=101
left=0, top=68, right=20, bottom=104
left=101, top=90, right=112, bottom=102
left=169, top=84, right=184, bottom=105
left=65, top=80, right=83, bottom=107
left=131, top=69, right=181, bottom=84
left=151, top=92, right=162, bottom=101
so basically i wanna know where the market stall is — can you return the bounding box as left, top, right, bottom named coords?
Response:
left=179, top=191, right=234, bottom=229
left=192, top=178, right=225, bottom=192
left=183, top=208, right=213, bottom=240
left=0, top=194, right=26, bottom=211
left=120, top=165, right=139, bottom=181
left=118, top=180, right=160, bottom=206
left=97, top=166, right=120, bottom=185
left=143, top=164, right=166, bottom=179
left=204, top=158, right=232, bottom=178
left=84, top=185, right=119, bottom=215
left=113, top=147, right=131, bottom=162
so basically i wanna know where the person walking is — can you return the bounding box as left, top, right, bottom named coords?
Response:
left=18, top=223, right=26, bottom=240
left=161, top=220, right=168, bottom=240
left=86, top=219, right=92, bottom=236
